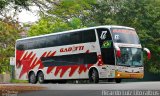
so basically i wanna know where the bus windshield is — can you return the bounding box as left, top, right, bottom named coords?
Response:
left=111, top=28, right=140, bottom=44
left=117, top=47, right=143, bottom=67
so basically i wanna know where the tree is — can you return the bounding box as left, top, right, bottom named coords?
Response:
left=29, top=17, right=86, bottom=36
left=29, top=0, right=160, bottom=73
left=0, top=0, right=62, bottom=73
left=46, top=0, right=97, bottom=26
left=29, top=0, right=97, bottom=36
left=0, top=19, right=22, bottom=73
left=0, top=0, right=57, bottom=11
left=112, top=0, right=160, bottom=73
left=89, top=0, right=160, bottom=73
left=0, top=0, right=59, bottom=20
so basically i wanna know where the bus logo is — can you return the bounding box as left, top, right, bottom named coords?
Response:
left=60, top=46, right=84, bottom=52
left=100, top=31, right=107, bottom=40
left=115, top=35, right=120, bottom=40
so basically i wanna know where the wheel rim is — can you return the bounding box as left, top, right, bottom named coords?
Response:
left=30, top=74, right=35, bottom=83
left=38, top=73, right=44, bottom=83
left=38, top=74, right=43, bottom=82
left=91, top=70, right=96, bottom=82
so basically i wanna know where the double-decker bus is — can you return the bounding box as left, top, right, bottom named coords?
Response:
left=15, top=25, right=150, bottom=84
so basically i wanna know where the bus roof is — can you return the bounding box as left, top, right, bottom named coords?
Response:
left=16, top=25, right=134, bottom=41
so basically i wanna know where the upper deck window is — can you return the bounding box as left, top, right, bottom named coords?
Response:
left=111, top=28, right=140, bottom=44
left=16, top=29, right=96, bottom=50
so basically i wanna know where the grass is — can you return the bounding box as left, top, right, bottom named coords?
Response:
left=10, top=79, right=28, bottom=83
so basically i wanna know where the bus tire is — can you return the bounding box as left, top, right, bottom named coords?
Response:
left=115, top=79, right=121, bottom=83
left=89, top=68, right=99, bottom=83
left=37, top=71, right=45, bottom=84
left=29, top=72, right=37, bottom=84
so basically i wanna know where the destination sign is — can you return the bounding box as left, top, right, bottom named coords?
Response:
left=112, top=29, right=136, bottom=34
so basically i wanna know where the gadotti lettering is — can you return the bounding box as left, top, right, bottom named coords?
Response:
left=60, top=46, right=84, bottom=52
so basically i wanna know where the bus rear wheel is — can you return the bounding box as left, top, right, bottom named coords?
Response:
left=115, top=79, right=121, bottom=83
left=89, top=69, right=99, bottom=83
left=29, top=72, right=37, bottom=84
left=37, top=72, right=45, bottom=84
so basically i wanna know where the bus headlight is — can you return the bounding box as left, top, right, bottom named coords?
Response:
left=117, top=73, right=120, bottom=77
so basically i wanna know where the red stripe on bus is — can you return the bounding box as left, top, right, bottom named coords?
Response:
left=47, top=66, right=55, bottom=74
left=18, top=50, right=56, bottom=78
left=69, top=66, right=79, bottom=77
left=16, top=50, right=25, bottom=68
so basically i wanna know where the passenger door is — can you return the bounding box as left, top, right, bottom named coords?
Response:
left=96, top=28, right=115, bottom=65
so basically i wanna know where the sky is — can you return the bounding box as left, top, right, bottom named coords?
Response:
left=17, top=6, right=39, bottom=23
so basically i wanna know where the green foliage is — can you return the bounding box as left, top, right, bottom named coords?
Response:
left=29, top=0, right=97, bottom=36
left=0, top=20, right=21, bottom=73
left=0, top=0, right=8, bottom=10
left=0, top=0, right=56, bottom=12
left=29, top=18, right=69, bottom=36
left=29, top=0, right=160, bottom=73
left=0, top=0, right=32, bottom=73
left=0, top=0, right=30, bottom=11
left=10, top=79, right=28, bottom=83
left=94, top=0, right=160, bottom=73
left=48, top=0, right=96, bottom=19
left=47, top=0, right=97, bottom=26
left=29, top=17, right=86, bottom=36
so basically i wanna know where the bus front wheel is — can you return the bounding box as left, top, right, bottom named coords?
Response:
left=29, top=72, right=37, bottom=84
left=89, top=69, right=99, bottom=83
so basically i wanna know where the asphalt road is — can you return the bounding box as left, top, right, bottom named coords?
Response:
left=40, top=81, right=160, bottom=90
left=2, top=82, right=160, bottom=96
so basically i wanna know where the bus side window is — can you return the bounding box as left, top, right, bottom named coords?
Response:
left=45, top=35, right=58, bottom=47
left=82, top=30, right=96, bottom=43
left=59, top=33, right=71, bottom=45
left=64, top=33, right=71, bottom=45
left=38, top=38, right=46, bottom=48
left=27, top=39, right=40, bottom=50
left=70, top=32, right=82, bottom=44
left=16, top=41, right=25, bottom=50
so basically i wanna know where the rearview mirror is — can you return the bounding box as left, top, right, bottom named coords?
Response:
left=114, top=43, right=121, bottom=57
left=143, top=48, right=151, bottom=60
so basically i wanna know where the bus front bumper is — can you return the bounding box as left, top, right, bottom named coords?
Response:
left=115, top=71, right=144, bottom=79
